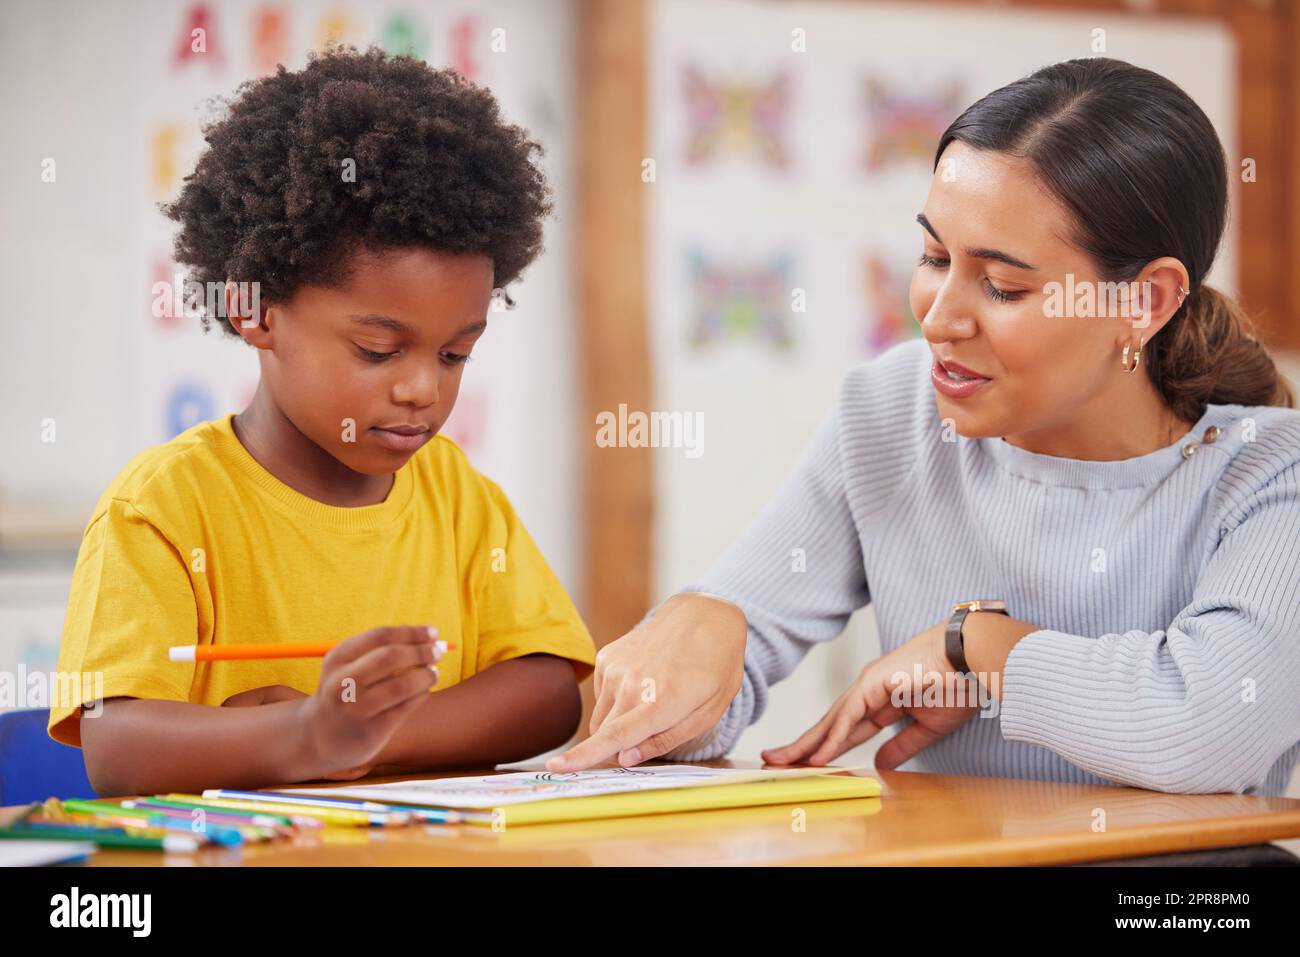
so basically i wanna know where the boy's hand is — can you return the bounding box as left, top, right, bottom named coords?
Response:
left=295, top=625, right=446, bottom=778
left=222, top=685, right=371, bottom=779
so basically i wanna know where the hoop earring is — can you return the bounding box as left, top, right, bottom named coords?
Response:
left=1177, top=285, right=1188, bottom=308
left=1121, top=336, right=1145, bottom=373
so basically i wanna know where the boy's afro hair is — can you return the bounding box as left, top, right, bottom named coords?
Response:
left=163, top=46, right=552, bottom=336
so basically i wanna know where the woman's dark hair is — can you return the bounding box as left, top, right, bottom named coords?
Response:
left=163, top=46, right=552, bottom=337
left=934, top=57, right=1293, bottom=421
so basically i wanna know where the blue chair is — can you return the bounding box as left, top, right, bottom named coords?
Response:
left=0, top=709, right=97, bottom=805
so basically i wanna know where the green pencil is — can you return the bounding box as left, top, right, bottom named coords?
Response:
left=0, top=825, right=199, bottom=852
left=122, top=797, right=296, bottom=827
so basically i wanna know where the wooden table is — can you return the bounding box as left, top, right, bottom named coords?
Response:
left=9, top=760, right=1300, bottom=866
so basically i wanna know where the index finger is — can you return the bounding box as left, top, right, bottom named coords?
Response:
left=546, top=708, right=667, bottom=772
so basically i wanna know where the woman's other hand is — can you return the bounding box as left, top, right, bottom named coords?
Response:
left=763, top=622, right=983, bottom=770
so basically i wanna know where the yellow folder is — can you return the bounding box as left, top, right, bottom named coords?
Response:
left=470, top=773, right=881, bottom=827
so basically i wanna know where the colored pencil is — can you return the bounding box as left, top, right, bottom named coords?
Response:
left=159, top=793, right=399, bottom=827
left=0, top=824, right=199, bottom=852
left=206, top=788, right=461, bottom=823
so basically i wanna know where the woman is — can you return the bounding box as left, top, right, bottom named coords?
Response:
left=551, top=57, right=1300, bottom=795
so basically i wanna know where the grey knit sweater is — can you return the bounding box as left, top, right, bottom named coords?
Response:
left=659, top=338, right=1300, bottom=795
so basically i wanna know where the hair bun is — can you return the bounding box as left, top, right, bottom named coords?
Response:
left=1146, top=283, right=1294, bottom=420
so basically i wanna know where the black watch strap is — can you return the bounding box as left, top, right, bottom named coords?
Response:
left=946, top=600, right=1008, bottom=675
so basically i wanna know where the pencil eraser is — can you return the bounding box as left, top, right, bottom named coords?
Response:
left=169, top=646, right=196, bottom=662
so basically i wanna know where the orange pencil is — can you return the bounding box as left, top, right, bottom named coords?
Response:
left=168, top=637, right=454, bottom=662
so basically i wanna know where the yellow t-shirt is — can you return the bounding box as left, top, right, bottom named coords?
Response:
left=49, top=413, right=596, bottom=747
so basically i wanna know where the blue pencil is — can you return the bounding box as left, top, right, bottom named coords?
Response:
left=145, top=814, right=244, bottom=846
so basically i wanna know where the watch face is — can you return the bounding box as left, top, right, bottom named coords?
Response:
left=955, top=599, right=1006, bottom=613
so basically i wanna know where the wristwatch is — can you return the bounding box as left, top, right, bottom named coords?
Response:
left=945, top=600, right=1008, bottom=675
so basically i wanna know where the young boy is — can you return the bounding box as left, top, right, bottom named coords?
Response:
left=48, top=48, right=596, bottom=795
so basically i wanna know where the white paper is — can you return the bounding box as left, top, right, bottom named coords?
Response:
left=0, top=839, right=96, bottom=866
left=278, top=764, right=864, bottom=809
